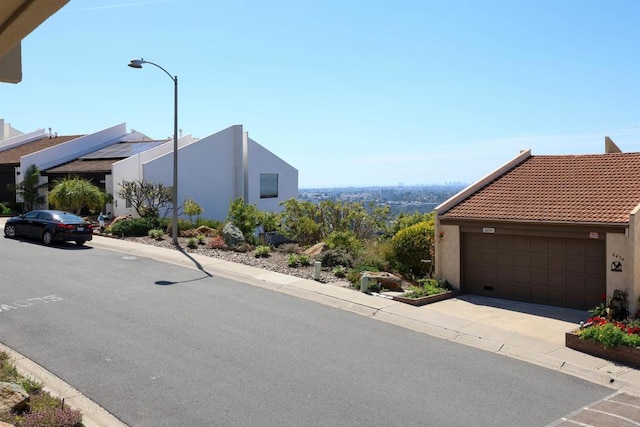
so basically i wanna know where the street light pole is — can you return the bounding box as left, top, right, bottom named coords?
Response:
left=128, top=58, right=179, bottom=245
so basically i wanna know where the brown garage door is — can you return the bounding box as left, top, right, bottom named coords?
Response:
left=462, top=233, right=605, bottom=310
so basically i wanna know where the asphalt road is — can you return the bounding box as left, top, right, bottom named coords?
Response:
left=0, top=236, right=613, bottom=426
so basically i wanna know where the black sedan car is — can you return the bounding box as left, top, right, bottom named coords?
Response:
left=4, top=210, right=93, bottom=246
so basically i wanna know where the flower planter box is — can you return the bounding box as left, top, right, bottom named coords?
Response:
left=565, top=330, right=640, bottom=369
left=393, top=290, right=459, bottom=307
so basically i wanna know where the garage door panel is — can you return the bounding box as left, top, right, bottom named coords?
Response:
left=530, top=239, right=547, bottom=253
left=566, top=274, right=586, bottom=289
left=586, top=260, right=604, bottom=274
left=531, top=287, right=549, bottom=305
left=567, top=294, right=586, bottom=310
left=548, top=272, right=566, bottom=287
left=497, top=253, right=512, bottom=266
left=498, top=268, right=513, bottom=282
left=462, top=232, right=605, bottom=310
left=548, top=257, right=566, bottom=272
left=514, top=254, right=529, bottom=268
left=482, top=235, right=497, bottom=249
left=513, top=237, right=530, bottom=251
left=586, top=276, right=605, bottom=292
left=513, top=269, right=530, bottom=285
left=531, top=255, right=547, bottom=269
left=566, top=258, right=586, bottom=273
left=482, top=252, right=497, bottom=264
left=512, top=285, right=529, bottom=301
left=497, top=235, right=513, bottom=251
left=482, top=267, right=497, bottom=282
left=567, top=240, right=586, bottom=256
left=548, top=288, right=566, bottom=306
left=586, top=241, right=605, bottom=257
left=531, top=271, right=547, bottom=286
left=585, top=292, right=603, bottom=309
left=548, top=240, right=566, bottom=255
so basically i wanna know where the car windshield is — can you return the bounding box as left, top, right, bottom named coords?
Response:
left=54, top=212, right=85, bottom=223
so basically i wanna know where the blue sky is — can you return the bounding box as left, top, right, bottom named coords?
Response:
left=1, top=0, right=638, bottom=188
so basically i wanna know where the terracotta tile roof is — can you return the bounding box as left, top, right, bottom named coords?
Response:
left=0, top=135, right=84, bottom=164
left=441, top=153, right=640, bottom=224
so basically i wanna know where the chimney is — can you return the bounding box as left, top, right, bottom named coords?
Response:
left=605, top=136, right=622, bottom=154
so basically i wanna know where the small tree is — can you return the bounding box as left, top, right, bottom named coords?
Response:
left=48, top=177, right=105, bottom=214
left=118, top=180, right=173, bottom=218
left=183, top=198, right=203, bottom=223
left=226, top=198, right=260, bottom=242
left=9, top=164, right=47, bottom=212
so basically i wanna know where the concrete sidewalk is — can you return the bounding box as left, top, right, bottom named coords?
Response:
left=2, top=219, right=640, bottom=426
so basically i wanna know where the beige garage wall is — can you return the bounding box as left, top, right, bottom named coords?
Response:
left=630, top=207, right=640, bottom=316
left=435, top=224, right=460, bottom=289
left=606, top=232, right=628, bottom=296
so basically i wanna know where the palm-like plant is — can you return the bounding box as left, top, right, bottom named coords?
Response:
left=48, top=177, right=105, bottom=214
left=10, top=164, right=48, bottom=212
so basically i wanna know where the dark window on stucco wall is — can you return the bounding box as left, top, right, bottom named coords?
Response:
left=260, top=174, right=278, bottom=198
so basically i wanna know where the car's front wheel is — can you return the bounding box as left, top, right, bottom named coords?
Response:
left=4, top=224, right=16, bottom=238
left=42, top=231, right=53, bottom=245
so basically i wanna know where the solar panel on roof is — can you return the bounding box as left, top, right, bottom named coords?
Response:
left=79, top=141, right=165, bottom=159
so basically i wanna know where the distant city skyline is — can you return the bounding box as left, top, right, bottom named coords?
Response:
left=1, top=0, right=638, bottom=188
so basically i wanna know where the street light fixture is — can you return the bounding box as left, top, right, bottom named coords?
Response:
left=128, top=58, right=179, bottom=245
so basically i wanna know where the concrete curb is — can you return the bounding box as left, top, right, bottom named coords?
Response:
left=0, top=343, right=127, bottom=427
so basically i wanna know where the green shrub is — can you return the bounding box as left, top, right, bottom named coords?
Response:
left=390, top=220, right=435, bottom=278
left=111, top=217, right=165, bottom=237
left=148, top=228, right=164, bottom=240
left=254, top=245, right=271, bottom=258
left=402, top=278, right=451, bottom=298
left=176, top=218, right=194, bottom=232
left=333, top=266, right=347, bottom=278
left=385, top=211, right=435, bottom=238
left=227, top=198, right=260, bottom=243
left=580, top=323, right=626, bottom=348
left=0, top=201, right=12, bottom=215
left=622, top=333, right=640, bottom=347
left=287, top=253, right=300, bottom=267
left=320, top=249, right=353, bottom=268
left=298, top=255, right=311, bottom=266
left=324, top=230, right=362, bottom=255
left=197, top=234, right=206, bottom=245
left=258, top=211, right=280, bottom=233
left=186, top=237, right=197, bottom=248
left=354, top=239, right=392, bottom=272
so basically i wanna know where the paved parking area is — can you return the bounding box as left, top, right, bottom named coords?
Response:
left=548, top=392, right=640, bottom=426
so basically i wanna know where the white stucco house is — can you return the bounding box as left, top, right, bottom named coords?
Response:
left=112, top=124, right=298, bottom=220
left=0, top=120, right=298, bottom=221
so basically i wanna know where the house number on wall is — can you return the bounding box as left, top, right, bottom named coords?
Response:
left=611, top=253, right=623, bottom=272
left=482, top=227, right=495, bottom=234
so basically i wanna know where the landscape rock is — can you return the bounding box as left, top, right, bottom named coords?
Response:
left=0, top=381, right=29, bottom=414
left=222, top=223, right=245, bottom=246
left=195, top=225, right=217, bottom=237
left=362, top=272, right=404, bottom=291
left=110, top=214, right=133, bottom=228
left=304, top=242, right=326, bottom=257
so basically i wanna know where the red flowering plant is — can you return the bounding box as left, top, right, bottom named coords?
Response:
left=580, top=290, right=640, bottom=348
